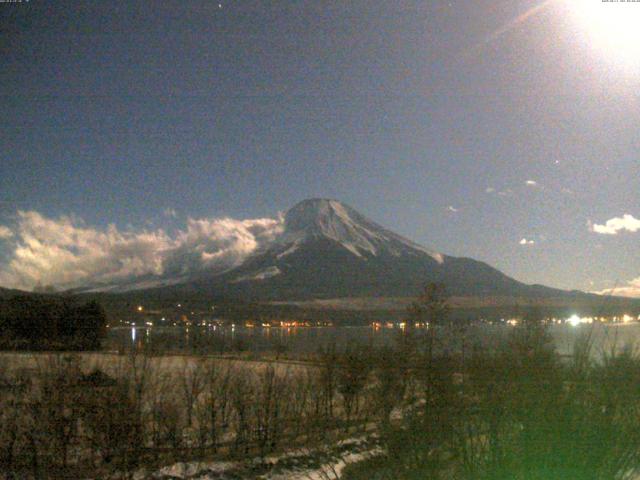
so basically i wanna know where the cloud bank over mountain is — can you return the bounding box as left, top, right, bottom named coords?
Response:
left=1, top=203, right=639, bottom=299
left=594, top=277, right=640, bottom=298
left=0, top=210, right=283, bottom=291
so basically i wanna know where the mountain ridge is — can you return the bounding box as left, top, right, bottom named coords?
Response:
left=42, top=198, right=616, bottom=303
left=171, top=199, right=573, bottom=300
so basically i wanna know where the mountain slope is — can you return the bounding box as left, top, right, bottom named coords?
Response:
left=274, top=199, right=443, bottom=261
left=183, top=199, right=570, bottom=300
left=58, top=198, right=606, bottom=303
left=0, top=286, right=31, bottom=298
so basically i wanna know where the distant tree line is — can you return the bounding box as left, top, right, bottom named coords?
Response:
left=0, top=295, right=107, bottom=350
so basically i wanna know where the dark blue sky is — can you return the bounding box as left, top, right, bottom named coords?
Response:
left=1, top=0, right=639, bottom=293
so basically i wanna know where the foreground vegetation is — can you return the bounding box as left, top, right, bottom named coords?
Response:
left=344, top=288, right=640, bottom=480
left=0, top=346, right=386, bottom=479
left=1, top=285, right=640, bottom=479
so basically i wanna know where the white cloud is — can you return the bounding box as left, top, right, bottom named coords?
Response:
left=446, top=206, right=459, bottom=213
left=591, top=214, right=640, bottom=235
left=164, top=216, right=282, bottom=276
left=594, top=277, right=640, bottom=298
left=0, top=210, right=283, bottom=290
left=0, top=225, right=13, bottom=240
left=519, top=238, right=535, bottom=245
left=485, top=187, right=495, bottom=194
left=525, top=180, right=538, bottom=187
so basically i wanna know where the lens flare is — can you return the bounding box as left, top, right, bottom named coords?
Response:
left=569, top=0, right=640, bottom=72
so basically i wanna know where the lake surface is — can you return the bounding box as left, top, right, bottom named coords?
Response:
left=106, top=322, right=640, bottom=358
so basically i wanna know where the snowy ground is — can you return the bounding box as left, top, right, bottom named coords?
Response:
left=0, top=351, right=309, bottom=379
left=128, top=437, right=382, bottom=480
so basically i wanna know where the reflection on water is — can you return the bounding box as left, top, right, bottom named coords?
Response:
left=106, top=323, right=640, bottom=357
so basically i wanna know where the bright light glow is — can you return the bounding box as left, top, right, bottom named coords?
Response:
left=567, top=314, right=582, bottom=327
left=566, top=314, right=594, bottom=326
left=569, top=0, right=640, bottom=71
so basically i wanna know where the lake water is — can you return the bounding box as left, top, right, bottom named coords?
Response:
left=106, top=322, right=640, bottom=358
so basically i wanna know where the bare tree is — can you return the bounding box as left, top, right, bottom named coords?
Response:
left=318, top=345, right=338, bottom=426
left=35, top=354, right=82, bottom=474
left=80, top=379, right=142, bottom=476
left=372, top=346, right=407, bottom=426
left=230, top=368, right=255, bottom=456
left=194, top=360, right=233, bottom=450
left=288, top=368, right=313, bottom=439
left=252, top=365, right=289, bottom=456
left=150, top=394, right=184, bottom=450
left=337, top=344, right=371, bottom=429
left=179, top=357, right=206, bottom=428
left=0, top=391, right=21, bottom=478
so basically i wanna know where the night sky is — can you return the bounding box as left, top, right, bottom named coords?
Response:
left=1, top=0, right=639, bottom=295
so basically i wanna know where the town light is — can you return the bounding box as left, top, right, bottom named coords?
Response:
left=567, top=315, right=581, bottom=327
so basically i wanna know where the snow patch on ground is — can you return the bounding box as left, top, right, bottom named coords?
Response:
left=80, top=276, right=188, bottom=293
left=263, top=449, right=382, bottom=480
left=232, top=266, right=282, bottom=283
left=158, top=461, right=235, bottom=478
left=136, top=436, right=383, bottom=480
left=276, top=241, right=300, bottom=259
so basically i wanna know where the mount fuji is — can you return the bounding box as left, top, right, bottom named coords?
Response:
left=157, top=198, right=570, bottom=300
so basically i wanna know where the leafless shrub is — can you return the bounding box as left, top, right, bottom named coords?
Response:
left=34, top=355, right=83, bottom=474
left=229, top=367, right=255, bottom=456
left=179, top=357, right=206, bottom=428
left=79, top=378, right=142, bottom=475
left=288, top=368, right=313, bottom=439
left=252, top=365, right=290, bottom=456
left=194, top=360, right=233, bottom=449
left=337, top=345, right=371, bottom=428
left=150, top=395, right=184, bottom=450
left=0, top=383, right=29, bottom=479
left=317, top=346, right=338, bottom=427
left=372, top=346, right=407, bottom=426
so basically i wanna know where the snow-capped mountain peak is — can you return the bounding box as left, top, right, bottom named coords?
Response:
left=63, top=198, right=575, bottom=301
left=65, top=199, right=446, bottom=293
left=277, top=198, right=443, bottom=262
